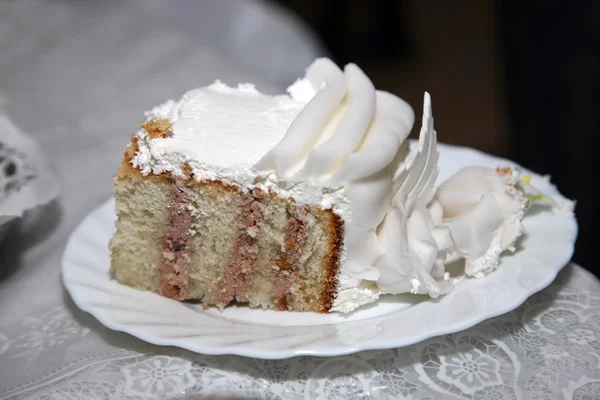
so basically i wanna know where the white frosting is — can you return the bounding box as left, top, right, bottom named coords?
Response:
left=129, top=58, right=531, bottom=313
left=373, top=94, right=454, bottom=298
left=435, top=166, right=529, bottom=278
left=136, top=81, right=303, bottom=174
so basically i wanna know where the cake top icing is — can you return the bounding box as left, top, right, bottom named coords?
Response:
left=138, top=81, right=306, bottom=170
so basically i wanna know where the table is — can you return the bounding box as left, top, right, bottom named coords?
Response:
left=1, top=2, right=598, bottom=399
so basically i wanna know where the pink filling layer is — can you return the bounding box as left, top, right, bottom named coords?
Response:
left=159, top=179, right=193, bottom=300
left=217, top=195, right=263, bottom=309
left=273, top=217, right=307, bottom=310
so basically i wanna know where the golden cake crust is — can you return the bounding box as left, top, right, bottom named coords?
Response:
left=113, top=134, right=343, bottom=313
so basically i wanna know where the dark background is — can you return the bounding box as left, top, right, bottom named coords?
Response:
left=275, top=0, right=599, bottom=274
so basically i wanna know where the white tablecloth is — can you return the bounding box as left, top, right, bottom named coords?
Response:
left=2, top=264, right=599, bottom=399
left=1, top=2, right=598, bottom=399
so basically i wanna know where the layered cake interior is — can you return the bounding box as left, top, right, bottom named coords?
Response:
left=111, top=131, right=342, bottom=312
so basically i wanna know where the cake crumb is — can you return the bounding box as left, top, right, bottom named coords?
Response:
left=182, top=162, right=194, bottom=179
left=246, top=226, right=259, bottom=238
left=123, top=134, right=140, bottom=163
left=141, top=119, right=172, bottom=139
left=496, top=167, right=512, bottom=176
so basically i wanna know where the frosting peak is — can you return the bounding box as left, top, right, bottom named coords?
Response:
left=256, top=58, right=347, bottom=178
left=293, top=63, right=377, bottom=180
left=256, top=58, right=414, bottom=186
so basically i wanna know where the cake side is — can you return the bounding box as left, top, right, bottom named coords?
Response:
left=110, top=130, right=343, bottom=313
left=109, top=134, right=171, bottom=292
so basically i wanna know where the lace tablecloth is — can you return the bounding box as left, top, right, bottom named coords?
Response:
left=1, top=1, right=597, bottom=399
left=0, top=263, right=598, bottom=399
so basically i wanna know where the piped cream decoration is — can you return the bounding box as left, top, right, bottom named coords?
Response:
left=435, top=167, right=529, bottom=278
left=374, top=93, right=453, bottom=297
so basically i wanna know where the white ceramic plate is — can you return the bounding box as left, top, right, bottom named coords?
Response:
left=62, top=144, right=577, bottom=359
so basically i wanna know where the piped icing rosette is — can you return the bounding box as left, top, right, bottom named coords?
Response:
left=435, top=166, right=529, bottom=278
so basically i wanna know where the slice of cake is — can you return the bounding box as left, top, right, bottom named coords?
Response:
left=110, top=58, right=535, bottom=313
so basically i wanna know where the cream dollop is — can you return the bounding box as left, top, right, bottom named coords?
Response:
left=435, top=166, right=529, bottom=277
